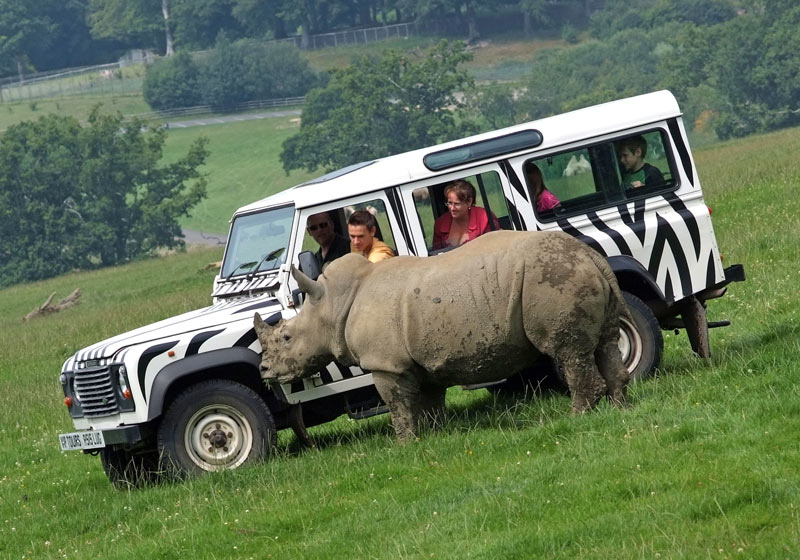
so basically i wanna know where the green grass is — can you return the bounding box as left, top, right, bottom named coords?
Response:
left=162, top=115, right=318, bottom=234
left=1, top=122, right=800, bottom=558
left=0, top=94, right=151, bottom=131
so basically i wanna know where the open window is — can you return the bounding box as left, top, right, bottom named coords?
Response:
left=525, top=129, right=676, bottom=221
left=300, top=198, right=400, bottom=268
left=410, top=169, right=512, bottom=252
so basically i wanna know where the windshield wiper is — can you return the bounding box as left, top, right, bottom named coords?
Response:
left=224, top=247, right=285, bottom=282
left=245, top=247, right=285, bottom=281
left=224, top=260, right=258, bottom=280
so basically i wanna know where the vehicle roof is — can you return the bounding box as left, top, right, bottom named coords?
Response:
left=233, top=90, right=681, bottom=218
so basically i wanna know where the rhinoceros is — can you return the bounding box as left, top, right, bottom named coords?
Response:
left=254, top=230, right=630, bottom=440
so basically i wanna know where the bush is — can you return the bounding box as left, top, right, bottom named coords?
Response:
left=143, top=51, right=203, bottom=110
left=143, top=37, right=320, bottom=111
left=201, top=37, right=319, bottom=108
left=561, top=24, right=579, bottom=44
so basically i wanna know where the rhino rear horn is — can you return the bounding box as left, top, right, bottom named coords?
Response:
left=291, top=265, right=325, bottom=302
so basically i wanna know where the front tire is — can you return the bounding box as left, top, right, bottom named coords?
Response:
left=157, top=380, right=276, bottom=477
left=620, top=292, right=663, bottom=381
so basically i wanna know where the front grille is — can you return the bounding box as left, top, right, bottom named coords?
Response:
left=74, top=366, right=119, bottom=417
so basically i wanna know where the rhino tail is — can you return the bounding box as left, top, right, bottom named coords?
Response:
left=586, top=249, right=632, bottom=323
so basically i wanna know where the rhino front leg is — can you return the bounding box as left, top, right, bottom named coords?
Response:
left=372, top=371, right=417, bottom=441
left=372, top=372, right=445, bottom=441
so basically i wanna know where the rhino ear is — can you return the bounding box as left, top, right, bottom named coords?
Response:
left=291, top=265, right=325, bottom=303
left=253, top=312, right=273, bottom=337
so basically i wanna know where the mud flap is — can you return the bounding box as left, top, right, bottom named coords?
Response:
left=680, top=295, right=710, bottom=358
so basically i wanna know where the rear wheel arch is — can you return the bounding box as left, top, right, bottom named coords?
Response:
left=606, top=255, right=665, bottom=305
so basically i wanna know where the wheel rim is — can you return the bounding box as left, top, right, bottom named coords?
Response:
left=619, top=316, right=643, bottom=377
left=184, top=404, right=254, bottom=471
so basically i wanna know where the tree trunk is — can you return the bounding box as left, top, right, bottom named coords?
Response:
left=523, top=11, right=531, bottom=37
left=358, top=0, right=372, bottom=26
left=162, top=0, right=174, bottom=56
left=464, top=3, right=480, bottom=44
left=16, top=56, right=25, bottom=84
left=24, top=289, right=82, bottom=322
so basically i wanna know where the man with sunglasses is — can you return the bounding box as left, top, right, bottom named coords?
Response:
left=307, top=212, right=351, bottom=269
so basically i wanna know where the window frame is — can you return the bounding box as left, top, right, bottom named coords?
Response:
left=398, top=162, right=517, bottom=255
left=524, top=127, right=680, bottom=223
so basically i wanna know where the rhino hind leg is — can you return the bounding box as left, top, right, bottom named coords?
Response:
left=372, top=371, right=446, bottom=441
left=595, top=319, right=630, bottom=407
left=556, top=352, right=607, bottom=414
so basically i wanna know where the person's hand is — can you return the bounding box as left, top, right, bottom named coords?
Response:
left=631, top=180, right=644, bottom=188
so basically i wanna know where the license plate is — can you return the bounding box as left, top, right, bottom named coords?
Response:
left=59, top=430, right=105, bottom=451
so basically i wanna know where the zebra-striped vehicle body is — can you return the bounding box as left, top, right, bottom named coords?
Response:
left=59, top=90, right=744, bottom=484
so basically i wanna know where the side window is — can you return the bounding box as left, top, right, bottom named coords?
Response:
left=412, top=170, right=511, bottom=252
left=301, top=199, right=397, bottom=267
left=526, top=129, right=676, bottom=221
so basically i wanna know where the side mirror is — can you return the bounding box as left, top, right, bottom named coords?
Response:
left=297, top=250, right=321, bottom=281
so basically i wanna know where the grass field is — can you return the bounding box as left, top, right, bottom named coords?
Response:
left=1, top=119, right=799, bottom=558
left=162, top=116, right=317, bottom=234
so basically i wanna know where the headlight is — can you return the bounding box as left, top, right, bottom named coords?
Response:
left=117, top=365, right=131, bottom=400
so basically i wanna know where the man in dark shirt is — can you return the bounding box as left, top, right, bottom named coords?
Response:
left=307, top=212, right=350, bottom=269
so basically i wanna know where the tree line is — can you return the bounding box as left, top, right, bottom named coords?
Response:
left=1, top=0, right=590, bottom=80
left=281, top=0, right=800, bottom=177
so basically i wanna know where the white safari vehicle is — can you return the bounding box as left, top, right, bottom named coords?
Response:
left=59, top=90, right=744, bottom=485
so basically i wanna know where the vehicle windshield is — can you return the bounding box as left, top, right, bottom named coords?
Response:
left=221, top=205, right=294, bottom=279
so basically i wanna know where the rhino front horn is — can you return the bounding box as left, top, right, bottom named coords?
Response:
left=291, top=265, right=325, bottom=302
left=253, top=312, right=274, bottom=336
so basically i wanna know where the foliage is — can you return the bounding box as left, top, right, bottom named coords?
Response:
left=589, top=0, right=736, bottom=39
left=466, top=82, right=525, bottom=130
left=0, top=108, right=208, bottom=287
left=0, top=0, right=58, bottom=78
left=142, top=36, right=320, bottom=110
left=88, top=0, right=166, bottom=51
left=516, top=26, right=676, bottom=120
left=142, top=50, right=202, bottom=110
left=660, top=4, right=800, bottom=139
left=280, top=39, right=478, bottom=174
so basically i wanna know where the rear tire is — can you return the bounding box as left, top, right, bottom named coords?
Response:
left=620, top=292, right=663, bottom=380
left=157, top=380, right=276, bottom=477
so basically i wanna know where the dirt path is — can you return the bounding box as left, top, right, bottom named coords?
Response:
left=183, top=229, right=227, bottom=247
left=165, top=109, right=301, bottom=129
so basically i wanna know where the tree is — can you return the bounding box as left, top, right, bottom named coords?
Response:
left=172, top=0, right=244, bottom=49
left=661, top=3, right=800, bottom=138
left=231, top=0, right=288, bottom=39
left=467, top=83, right=524, bottom=130
left=143, top=50, right=202, bottom=110
left=0, top=109, right=208, bottom=287
left=280, top=40, right=478, bottom=174
left=0, top=1, right=57, bottom=81
left=89, top=0, right=175, bottom=55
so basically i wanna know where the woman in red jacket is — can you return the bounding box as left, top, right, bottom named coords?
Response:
left=432, top=180, right=499, bottom=250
